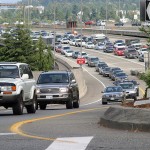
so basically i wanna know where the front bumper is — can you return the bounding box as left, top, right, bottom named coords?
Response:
left=102, top=96, right=124, bottom=102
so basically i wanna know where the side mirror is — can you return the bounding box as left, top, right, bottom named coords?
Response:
left=101, top=91, right=104, bottom=93
left=71, top=79, right=76, bottom=83
left=21, top=74, right=29, bottom=79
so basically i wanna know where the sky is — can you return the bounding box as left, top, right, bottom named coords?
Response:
left=0, top=0, right=21, bottom=3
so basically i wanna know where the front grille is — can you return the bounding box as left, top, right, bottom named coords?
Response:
left=40, top=88, right=59, bottom=93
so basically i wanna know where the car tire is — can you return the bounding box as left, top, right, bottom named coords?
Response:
left=133, top=96, right=137, bottom=101
left=73, top=101, right=79, bottom=108
left=12, top=92, right=24, bottom=115
left=39, top=104, right=47, bottom=110
left=73, top=94, right=79, bottom=108
left=26, top=91, right=37, bottom=114
left=102, top=101, right=107, bottom=105
left=66, top=96, right=73, bottom=109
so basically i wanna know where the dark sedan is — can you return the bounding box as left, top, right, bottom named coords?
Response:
left=114, top=22, right=124, bottom=26
left=103, top=46, right=114, bottom=53
left=102, top=86, right=125, bottom=104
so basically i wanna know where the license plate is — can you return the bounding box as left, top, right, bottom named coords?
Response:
left=46, top=96, right=53, bottom=99
left=110, top=97, right=114, bottom=100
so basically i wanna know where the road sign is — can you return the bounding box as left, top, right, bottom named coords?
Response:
left=146, top=0, right=150, bottom=21
left=77, top=58, right=85, bottom=64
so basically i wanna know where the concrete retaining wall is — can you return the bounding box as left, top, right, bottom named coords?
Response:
left=100, top=106, right=150, bottom=132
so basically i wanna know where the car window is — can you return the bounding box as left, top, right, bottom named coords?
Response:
left=37, top=73, right=69, bottom=84
left=120, top=84, right=134, bottom=89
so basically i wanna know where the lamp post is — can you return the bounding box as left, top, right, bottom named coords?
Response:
left=53, top=1, right=56, bottom=70
left=80, top=0, right=83, bottom=69
left=105, top=0, right=108, bottom=35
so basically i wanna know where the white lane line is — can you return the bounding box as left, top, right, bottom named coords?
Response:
left=0, top=133, right=17, bottom=136
left=81, top=99, right=102, bottom=106
left=45, top=136, right=93, bottom=150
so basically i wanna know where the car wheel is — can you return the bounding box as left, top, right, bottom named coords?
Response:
left=133, top=96, right=137, bottom=101
left=102, top=101, right=107, bottom=105
left=26, top=91, right=37, bottom=113
left=39, top=104, right=47, bottom=110
left=66, top=95, right=73, bottom=109
left=12, top=92, right=24, bottom=115
left=73, top=94, right=79, bottom=108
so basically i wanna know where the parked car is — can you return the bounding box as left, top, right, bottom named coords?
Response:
left=0, top=62, right=37, bottom=115
left=101, top=86, right=125, bottom=105
left=87, top=56, right=100, bottom=67
left=96, top=20, right=106, bottom=26
left=36, top=71, right=80, bottom=110
left=85, top=20, right=95, bottom=25
left=114, top=22, right=124, bottom=26
left=124, top=48, right=137, bottom=58
left=55, top=45, right=62, bottom=53
left=131, top=21, right=141, bottom=26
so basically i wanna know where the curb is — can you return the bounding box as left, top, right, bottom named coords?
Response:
left=100, top=106, right=150, bottom=132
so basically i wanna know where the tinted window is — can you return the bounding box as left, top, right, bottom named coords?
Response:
left=37, top=73, right=69, bottom=84
left=120, top=83, right=134, bottom=89
left=105, top=87, right=123, bottom=92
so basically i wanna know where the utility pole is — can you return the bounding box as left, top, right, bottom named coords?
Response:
left=105, top=0, right=108, bottom=36
left=80, top=0, right=83, bottom=69
left=53, top=1, right=56, bottom=70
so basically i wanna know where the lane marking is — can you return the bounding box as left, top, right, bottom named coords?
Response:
left=10, top=107, right=107, bottom=142
left=0, top=133, right=17, bottom=136
left=45, top=136, right=93, bottom=150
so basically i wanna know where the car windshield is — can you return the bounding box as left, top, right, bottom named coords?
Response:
left=105, top=86, right=123, bottom=93
left=104, top=68, right=110, bottom=71
left=63, top=47, right=70, bottom=50
left=116, top=73, right=126, bottom=77
left=118, top=48, right=125, bottom=51
left=119, top=83, right=134, bottom=89
left=0, top=65, right=19, bottom=78
left=37, top=73, right=69, bottom=84
left=91, top=58, right=99, bottom=61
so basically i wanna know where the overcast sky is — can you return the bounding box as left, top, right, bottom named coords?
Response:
left=0, top=0, right=21, bottom=3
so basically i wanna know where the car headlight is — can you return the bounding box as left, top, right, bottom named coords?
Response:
left=36, top=88, right=40, bottom=94
left=59, top=87, right=69, bottom=93
left=1, top=86, right=16, bottom=91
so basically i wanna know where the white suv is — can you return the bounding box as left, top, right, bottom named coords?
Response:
left=0, top=62, right=37, bottom=115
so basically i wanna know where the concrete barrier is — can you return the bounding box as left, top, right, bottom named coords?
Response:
left=100, top=106, right=150, bottom=132
left=56, top=55, right=87, bottom=99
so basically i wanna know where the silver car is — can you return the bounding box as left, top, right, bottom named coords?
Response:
left=102, top=86, right=125, bottom=105
left=119, top=82, right=137, bottom=101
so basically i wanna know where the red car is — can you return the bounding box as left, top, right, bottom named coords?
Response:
left=114, top=47, right=125, bottom=56
left=55, top=45, right=62, bottom=53
left=85, top=20, right=95, bottom=25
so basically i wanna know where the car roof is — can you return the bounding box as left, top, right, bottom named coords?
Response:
left=0, top=62, right=28, bottom=65
left=41, top=70, right=70, bottom=74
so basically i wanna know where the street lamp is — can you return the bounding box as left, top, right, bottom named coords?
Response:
left=105, top=0, right=108, bottom=35
left=80, top=0, right=83, bottom=69
left=53, top=1, right=56, bottom=69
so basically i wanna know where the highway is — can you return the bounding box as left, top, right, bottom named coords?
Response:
left=0, top=34, right=150, bottom=150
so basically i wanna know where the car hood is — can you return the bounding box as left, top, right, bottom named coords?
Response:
left=103, top=92, right=123, bottom=95
left=0, top=78, right=22, bottom=84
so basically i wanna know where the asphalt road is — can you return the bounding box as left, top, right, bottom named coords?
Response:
left=0, top=34, right=150, bottom=150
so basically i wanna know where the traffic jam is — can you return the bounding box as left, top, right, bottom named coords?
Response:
left=53, top=31, right=146, bottom=104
